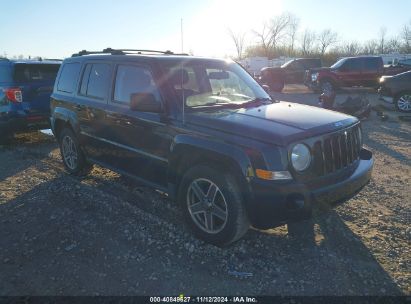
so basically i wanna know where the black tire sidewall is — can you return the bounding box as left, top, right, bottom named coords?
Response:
left=178, top=165, right=247, bottom=246
left=59, top=128, right=86, bottom=174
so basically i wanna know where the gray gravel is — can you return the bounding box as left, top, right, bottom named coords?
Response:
left=0, top=88, right=409, bottom=296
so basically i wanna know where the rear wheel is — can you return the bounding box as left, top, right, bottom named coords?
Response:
left=59, top=128, right=92, bottom=176
left=395, top=92, right=411, bottom=112
left=178, top=165, right=249, bottom=246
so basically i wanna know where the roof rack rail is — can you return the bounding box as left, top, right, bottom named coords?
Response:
left=43, top=58, right=63, bottom=61
left=72, top=48, right=189, bottom=57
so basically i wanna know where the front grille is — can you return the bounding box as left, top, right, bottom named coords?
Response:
left=313, top=124, right=361, bottom=176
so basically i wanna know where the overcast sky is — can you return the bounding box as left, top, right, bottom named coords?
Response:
left=1, top=0, right=410, bottom=59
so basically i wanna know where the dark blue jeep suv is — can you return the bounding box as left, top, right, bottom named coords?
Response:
left=50, top=49, right=374, bottom=246
left=0, top=58, right=61, bottom=143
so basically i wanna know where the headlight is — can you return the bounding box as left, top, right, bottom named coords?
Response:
left=291, top=144, right=311, bottom=172
left=311, top=73, right=318, bottom=82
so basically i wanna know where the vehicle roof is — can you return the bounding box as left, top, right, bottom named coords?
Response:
left=340, top=56, right=382, bottom=60
left=0, top=58, right=61, bottom=65
left=294, top=58, right=321, bottom=60
left=62, top=54, right=230, bottom=65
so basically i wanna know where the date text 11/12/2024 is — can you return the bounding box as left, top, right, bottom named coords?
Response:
left=149, top=296, right=258, bottom=303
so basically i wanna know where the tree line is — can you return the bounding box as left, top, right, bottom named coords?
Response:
left=229, top=12, right=411, bottom=65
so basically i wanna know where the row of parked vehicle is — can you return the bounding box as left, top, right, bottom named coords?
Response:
left=259, top=56, right=411, bottom=112
left=0, top=49, right=374, bottom=246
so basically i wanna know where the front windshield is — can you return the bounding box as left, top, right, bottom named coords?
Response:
left=163, top=60, right=271, bottom=109
left=330, top=58, right=347, bottom=69
left=281, top=59, right=294, bottom=68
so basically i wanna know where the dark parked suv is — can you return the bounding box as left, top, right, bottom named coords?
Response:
left=0, top=58, right=61, bottom=143
left=305, top=56, right=384, bottom=93
left=51, top=48, right=374, bottom=246
left=379, top=71, right=411, bottom=112
left=260, top=58, right=321, bottom=92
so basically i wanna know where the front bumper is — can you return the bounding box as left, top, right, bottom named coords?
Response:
left=248, top=148, right=374, bottom=229
left=378, top=87, right=394, bottom=104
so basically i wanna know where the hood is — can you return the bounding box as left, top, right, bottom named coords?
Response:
left=186, top=101, right=358, bottom=146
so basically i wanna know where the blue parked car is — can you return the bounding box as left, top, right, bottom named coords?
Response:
left=0, top=58, right=61, bottom=143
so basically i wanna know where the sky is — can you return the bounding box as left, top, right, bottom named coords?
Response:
left=1, top=0, right=410, bottom=59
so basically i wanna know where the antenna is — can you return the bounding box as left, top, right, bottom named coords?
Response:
left=181, top=18, right=185, bottom=125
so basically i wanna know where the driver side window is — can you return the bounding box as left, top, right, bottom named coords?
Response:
left=113, top=65, right=161, bottom=104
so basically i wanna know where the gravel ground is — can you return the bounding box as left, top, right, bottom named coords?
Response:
left=0, top=88, right=410, bottom=296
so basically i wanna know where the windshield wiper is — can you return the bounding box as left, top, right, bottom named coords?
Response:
left=241, top=97, right=273, bottom=108
left=190, top=101, right=240, bottom=108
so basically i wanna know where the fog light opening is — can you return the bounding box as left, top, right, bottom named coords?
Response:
left=285, top=194, right=306, bottom=211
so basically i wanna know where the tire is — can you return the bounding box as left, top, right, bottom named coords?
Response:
left=58, top=127, right=92, bottom=176
left=178, top=165, right=249, bottom=246
left=320, top=79, right=335, bottom=94
left=269, top=81, right=285, bottom=92
left=395, top=92, right=411, bottom=113
left=0, top=132, right=13, bottom=145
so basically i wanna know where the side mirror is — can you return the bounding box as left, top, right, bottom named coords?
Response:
left=130, top=93, right=162, bottom=113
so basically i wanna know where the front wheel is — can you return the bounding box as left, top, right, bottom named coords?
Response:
left=178, top=165, right=249, bottom=246
left=320, top=80, right=335, bottom=94
left=395, top=92, right=411, bottom=112
left=59, top=128, right=92, bottom=176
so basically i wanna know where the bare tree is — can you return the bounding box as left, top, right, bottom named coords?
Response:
left=378, top=27, right=387, bottom=54
left=362, top=39, right=379, bottom=54
left=401, top=22, right=411, bottom=53
left=253, top=22, right=272, bottom=57
left=341, top=41, right=361, bottom=56
left=268, top=12, right=292, bottom=50
left=253, top=12, right=292, bottom=56
left=386, top=37, right=401, bottom=53
left=300, top=28, right=317, bottom=55
left=318, top=29, right=338, bottom=55
left=287, top=14, right=300, bottom=55
left=228, top=28, right=246, bottom=60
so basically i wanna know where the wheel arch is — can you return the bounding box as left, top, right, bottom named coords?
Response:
left=168, top=135, right=254, bottom=200
left=51, top=107, right=80, bottom=139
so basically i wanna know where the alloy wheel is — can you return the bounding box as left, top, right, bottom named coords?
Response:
left=187, top=178, right=228, bottom=234
left=397, top=94, right=411, bottom=112
left=62, top=135, right=78, bottom=170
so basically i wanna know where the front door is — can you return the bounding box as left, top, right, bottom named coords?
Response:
left=103, top=63, right=172, bottom=187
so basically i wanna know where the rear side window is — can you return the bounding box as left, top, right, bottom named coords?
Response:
left=113, top=65, right=161, bottom=104
left=0, top=65, right=12, bottom=82
left=57, top=63, right=81, bottom=93
left=304, top=60, right=321, bottom=69
left=363, top=58, right=380, bottom=72
left=342, top=59, right=362, bottom=72
left=79, top=63, right=111, bottom=100
left=14, top=64, right=60, bottom=82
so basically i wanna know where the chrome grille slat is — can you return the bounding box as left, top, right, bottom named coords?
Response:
left=313, top=124, right=361, bottom=176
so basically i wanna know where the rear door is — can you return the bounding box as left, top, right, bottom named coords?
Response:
left=13, top=63, right=60, bottom=115
left=362, top=58, right=381, bottom=86
left=74, top=61, right=113, bottom=162
left=335, top=58, right=363, bottom=86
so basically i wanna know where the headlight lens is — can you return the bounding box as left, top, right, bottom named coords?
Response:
left=311, top=73, right=318, bottom=82
left=291, top=144, right=311, bottom=172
